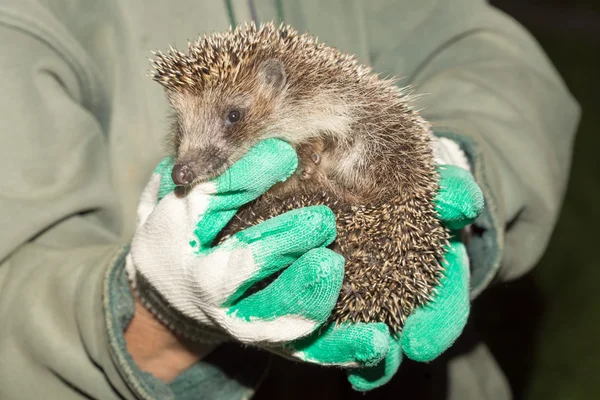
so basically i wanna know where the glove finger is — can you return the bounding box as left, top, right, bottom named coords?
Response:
left=401, top=239, right=470, bottom=362
left=136, top=157, right=176, bottom=229
left=189, top=138, right=298, bottom=245
left=214, top=205, right=337, bottom=305
left=213, top=138, right=298, bottom=196
left=283, top=322, right=390, bottom=367
left=220, top=248, right=344, bottom=343
left=347, top=335, right=403, bottom=392
left=434, top=164, right=484, bottom=230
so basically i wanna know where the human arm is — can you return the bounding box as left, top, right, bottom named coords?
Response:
left=0, top=19, right=265, bottom=400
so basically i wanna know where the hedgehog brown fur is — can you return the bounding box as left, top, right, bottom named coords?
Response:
left=150, top=22, right=450, bottom=335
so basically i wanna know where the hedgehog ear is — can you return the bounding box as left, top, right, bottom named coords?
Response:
left=257, top=59, right=286, bottom=92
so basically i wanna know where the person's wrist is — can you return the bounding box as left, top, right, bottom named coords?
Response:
left=124, top=292, right=218, bottom=382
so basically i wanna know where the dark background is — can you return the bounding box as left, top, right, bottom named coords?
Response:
left=476, top=0, right=599, bottom=399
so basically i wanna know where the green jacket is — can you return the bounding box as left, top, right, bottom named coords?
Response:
left=0, top=0, right=579, bottom=399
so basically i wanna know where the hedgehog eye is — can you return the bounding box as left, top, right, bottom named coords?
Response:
left=225, top=109, right=242, bottom=125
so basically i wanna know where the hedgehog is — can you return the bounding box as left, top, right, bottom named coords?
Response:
left=149, top=21, right=450, bottom=335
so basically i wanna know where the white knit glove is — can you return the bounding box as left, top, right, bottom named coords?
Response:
left=431, top=135, right=472, bottom=173
left=125, top=139, right=345, bottom=345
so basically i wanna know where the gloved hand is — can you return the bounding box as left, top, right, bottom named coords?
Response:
left=125, top=138, right=389, bottom=368
left=346, top=137, right=485, bottom=391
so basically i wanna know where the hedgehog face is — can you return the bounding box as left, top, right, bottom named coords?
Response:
left=167, top=59, right=288, bottom=186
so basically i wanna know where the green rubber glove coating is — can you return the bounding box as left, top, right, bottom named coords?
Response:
left=222, top=205, right=338, bottom=306
left=290, top=322, right=390, bottom=366
left=229, top=248, right=344, bottom=322
left=347, top=336, right=403, bottom=391
left=401, top=239, right=470, bottom=362
left=195, top=139, right=299, bottom=246
left=435, top=164, right=484, bottom=230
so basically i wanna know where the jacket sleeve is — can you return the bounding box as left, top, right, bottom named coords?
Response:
left=362, top=0, right=580, bottom=296
left=0, top=15, right=264, bottom=400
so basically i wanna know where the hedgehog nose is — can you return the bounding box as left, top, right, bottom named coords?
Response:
left=172, top=163, right=195, bottom=186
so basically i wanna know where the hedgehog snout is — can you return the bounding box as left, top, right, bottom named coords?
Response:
left=172, top=146, right=230, bottom=186
left=172, top=163, right=195, bottom=186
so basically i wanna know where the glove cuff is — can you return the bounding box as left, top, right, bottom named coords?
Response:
left=127, top=254, right=229, bottom=345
